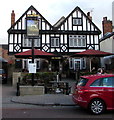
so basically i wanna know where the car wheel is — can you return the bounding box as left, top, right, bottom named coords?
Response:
left=89, top=99, right=106, bottom=115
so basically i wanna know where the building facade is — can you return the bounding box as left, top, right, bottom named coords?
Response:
left=7, top=5, right=101, bottom=73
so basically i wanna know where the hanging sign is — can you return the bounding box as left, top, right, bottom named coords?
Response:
left=27, top=19, right=39, bottom=37
left=27, top=14, right=39, bottom=37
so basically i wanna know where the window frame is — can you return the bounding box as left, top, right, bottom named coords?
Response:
left=69, top=35, right=86, bottom=47
left=50, top=37, right=60, bottom=47
left=72, top=17, right=82, bottom=26
left=23, top=35, right=40, bottom=47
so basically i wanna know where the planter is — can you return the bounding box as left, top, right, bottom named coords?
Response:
left=19, top=85, right=45, bottom=96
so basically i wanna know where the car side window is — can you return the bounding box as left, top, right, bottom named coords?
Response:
left=102, top=77, right=114, bottom=87
left=90, top=79, right=101, bottom=87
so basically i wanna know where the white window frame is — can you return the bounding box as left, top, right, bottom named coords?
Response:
left=73, top=18, right=82, bottom=26
left=69, top=58, right=86, bottom=70
left=34, top=59, right=40, bottom=69
left=22, top=59, right=28, bottom=69
left=69, top=35, right=86, bottom=47
left=69, top=58, right=74, bottom=69
left=22, top=59, right=40, bottom=70
left=81, top=58, right=86, bottom=69
left=51, top=37, right=59, bottom=47
left=74, top=59, right=81, bottom=70
left=23, top=37, right=40, bottom=47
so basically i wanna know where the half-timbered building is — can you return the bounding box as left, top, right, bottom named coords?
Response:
left=7, top=5, right=101, bottom=74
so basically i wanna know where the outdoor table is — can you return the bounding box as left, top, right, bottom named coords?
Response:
left=49, top=81, right=69, bottom=94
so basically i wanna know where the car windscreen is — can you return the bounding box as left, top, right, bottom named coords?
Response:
left=77, top=78, right=88, bottom=86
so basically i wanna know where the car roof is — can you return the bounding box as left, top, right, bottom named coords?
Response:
left=81, top=74, right=114, bottom=80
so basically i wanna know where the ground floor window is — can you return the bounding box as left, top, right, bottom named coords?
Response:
left=22, top=59, right=40, bottom=70
left=69, top=58, right=86, bottom=70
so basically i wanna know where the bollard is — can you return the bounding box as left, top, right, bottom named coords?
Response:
left=65, top=82, right=69, bottom=95
left=16, top=77, right=20, bottom=96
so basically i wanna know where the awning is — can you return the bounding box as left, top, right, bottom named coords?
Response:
left=72, top=49, right=113, bottom=57
left=71, top=49, right=114, bottom=72
left=15, top=49, right=56, bottom=58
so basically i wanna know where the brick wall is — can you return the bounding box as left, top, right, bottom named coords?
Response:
left=102, top=17, right=112, bottom=35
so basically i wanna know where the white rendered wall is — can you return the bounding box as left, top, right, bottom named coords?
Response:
left=112, top=1, right=114, bottom=31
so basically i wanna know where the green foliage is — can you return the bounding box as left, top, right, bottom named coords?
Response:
left=21, top=72, right=57, bottom=85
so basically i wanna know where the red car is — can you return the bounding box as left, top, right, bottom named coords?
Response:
left=72, top=74, right=114, bottom=114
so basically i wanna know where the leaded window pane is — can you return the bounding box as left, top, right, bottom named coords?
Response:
left=74, top=39, right=77, bottom=46
left=70, top=38, right=73, bottom=47
left=56, top=38, right=59, bottom=47
left=78, top=39, right=81, bottom=46
left=51, top=38, right=54, bottom=47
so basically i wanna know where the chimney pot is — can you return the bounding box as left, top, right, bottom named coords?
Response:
left=87, top=12, right=90, bottom=16
left=103, top=17, right=107, bottom=21
left=87, top=12, right=92, bottom=21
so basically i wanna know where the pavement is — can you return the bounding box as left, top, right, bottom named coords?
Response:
left=11, top=94, right=76, bottom=106
left=3, top=78, right=76, bottom=106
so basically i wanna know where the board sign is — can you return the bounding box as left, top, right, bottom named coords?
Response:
left=28, top=63, right=36, bottom=73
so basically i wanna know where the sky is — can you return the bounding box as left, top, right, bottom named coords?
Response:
left=0, top=0, right=114, bottom=44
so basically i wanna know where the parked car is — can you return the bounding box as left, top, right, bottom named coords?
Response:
left=72, top=74, right=114, bottom=114
left=0, top=69, right=7, bottom=84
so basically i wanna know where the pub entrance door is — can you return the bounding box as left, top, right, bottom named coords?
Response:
left=51, top=60, right=59, bottom=72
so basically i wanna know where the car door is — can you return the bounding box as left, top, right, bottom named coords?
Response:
left=89, top=78, right=103, bottom=99
left=101, top=77, right=114, bottom=109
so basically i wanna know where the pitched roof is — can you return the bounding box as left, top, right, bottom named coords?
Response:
left=53, top=6, right=101, bottom=34
left=8, top=5, right=53, bottom=33
left=100, top=32, right=114, bottom=42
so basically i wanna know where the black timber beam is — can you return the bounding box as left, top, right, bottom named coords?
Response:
left=8, top=30, right=26, bottom=34
left=8, top=29, right=101, bottom=35
left=40, top=30, right=101, bottom=35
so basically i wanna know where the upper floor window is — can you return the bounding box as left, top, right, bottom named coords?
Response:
left=73, top=18, right=82, bottom=26
left=51, top=37, right=60, bottom=47
left=23, top=37, right=40, bottom=47
left=69, top=35, right=86, bottom=47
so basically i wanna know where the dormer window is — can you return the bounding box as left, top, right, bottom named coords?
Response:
left=73, top=18, right=82, bottom=26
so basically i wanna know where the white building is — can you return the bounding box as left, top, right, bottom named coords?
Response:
left=112, top=1, right=114, bottom=31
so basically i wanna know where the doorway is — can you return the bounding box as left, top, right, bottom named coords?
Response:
left=51, top=60, right=59, bottom=72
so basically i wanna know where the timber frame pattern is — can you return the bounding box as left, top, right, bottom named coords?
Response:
left=8, top=5, right=101, bottom=55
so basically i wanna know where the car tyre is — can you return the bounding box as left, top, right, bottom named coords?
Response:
left=89, top=99, right=106, bottom=115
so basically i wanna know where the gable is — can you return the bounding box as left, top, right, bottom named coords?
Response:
left=54, top=6, right=101, bottom=35
left=8, top=5, right=53, bottom=33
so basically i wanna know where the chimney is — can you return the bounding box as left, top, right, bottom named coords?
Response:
left=102, top=17, right=112, bottom=35
left=11, top=10, right=15, bottom=26
left=87, top=12, right=92, bottom=21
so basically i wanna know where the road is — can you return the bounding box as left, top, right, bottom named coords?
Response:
left=2, top=106, right=114, bottom=119
left=2, top=84, right=114, bottom=120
